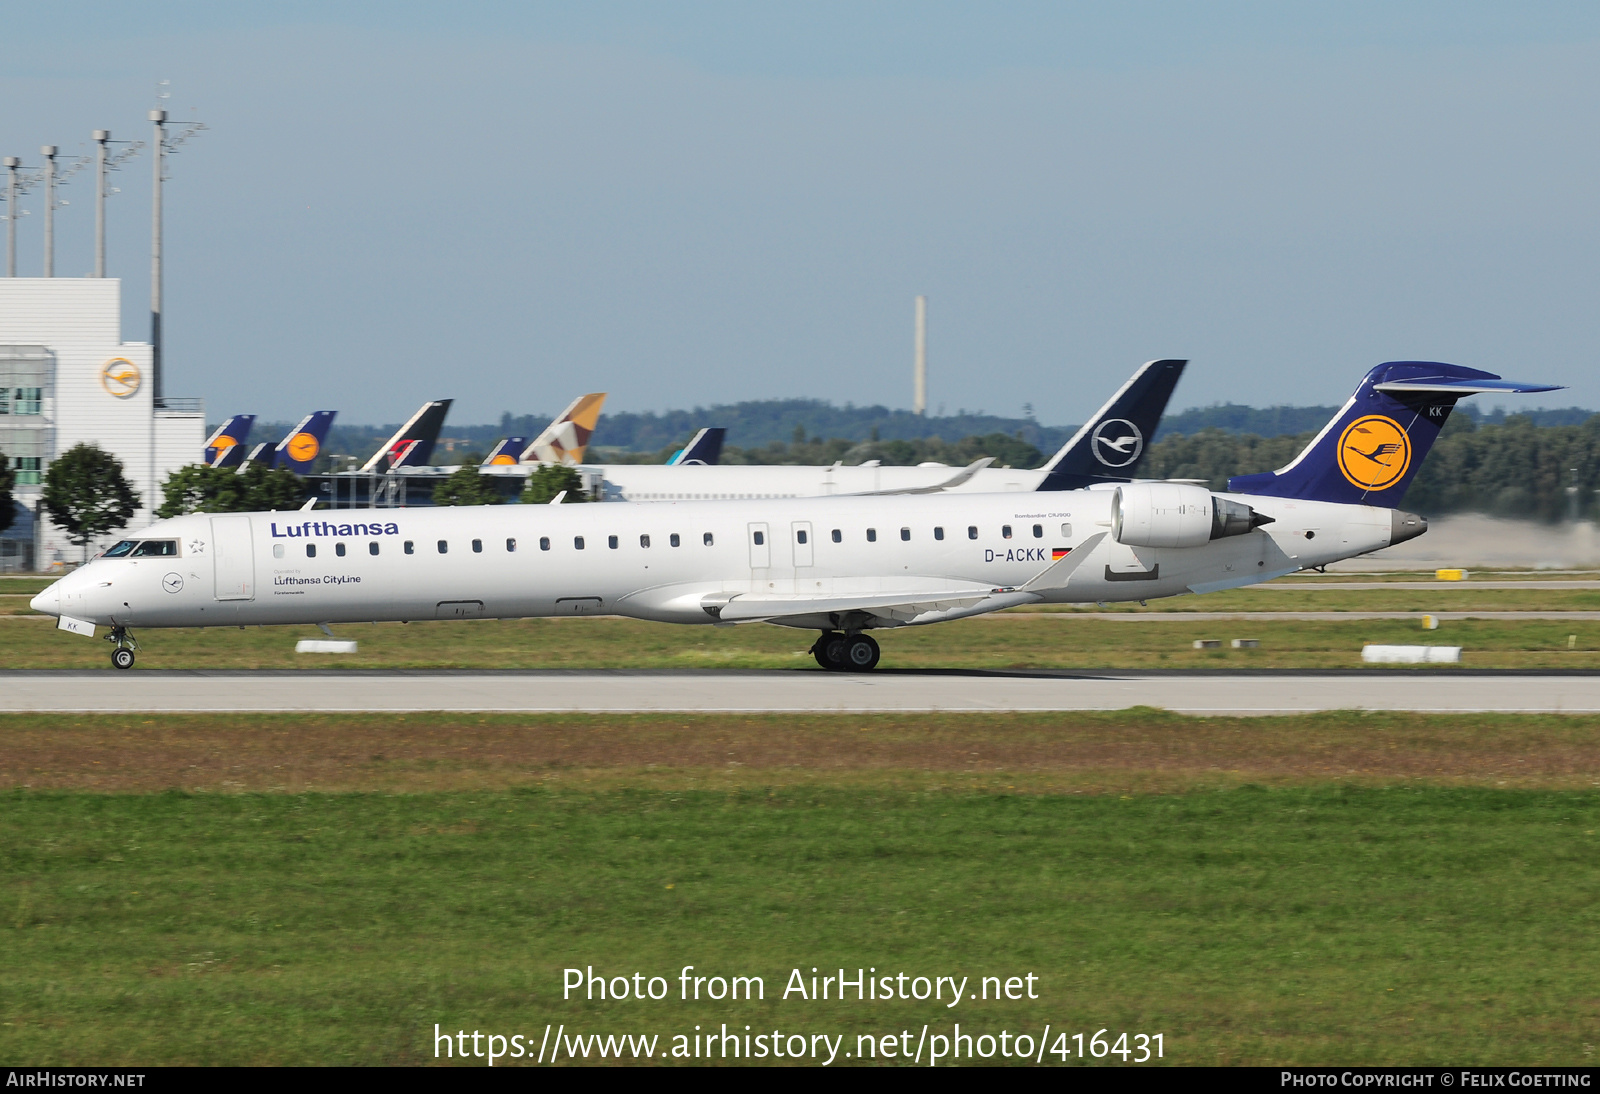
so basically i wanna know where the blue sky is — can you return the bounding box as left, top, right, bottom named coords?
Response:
left=4, top=3, right=1598, bottom=425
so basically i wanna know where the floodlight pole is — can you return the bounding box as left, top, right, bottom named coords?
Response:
left=913, top=295, right=928, bottom=416
left=93, top=130, right=109, bottom=277
left=3, top=157, right=17, bottom=278
left=40, top=146, right=56, bottom=278
left=150, top=109, right=165, bottom=402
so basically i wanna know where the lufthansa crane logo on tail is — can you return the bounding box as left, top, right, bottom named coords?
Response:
left=285, top=432, right=321, bottom=463
left=1337, top=415, right=1411, bottom=491
left=100, top=358, right=141, bottom=398
left=1090, top=419, right=1144, bottom=468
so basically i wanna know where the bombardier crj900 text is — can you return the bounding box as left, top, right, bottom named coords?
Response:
left=32, top=363, right=1556, bottom=671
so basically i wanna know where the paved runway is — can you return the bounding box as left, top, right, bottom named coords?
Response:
left=4, top=670, right=1600, bottom=715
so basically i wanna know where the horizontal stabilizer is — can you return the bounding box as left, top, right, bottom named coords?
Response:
left=1373, top=378, right=1564, bottom=395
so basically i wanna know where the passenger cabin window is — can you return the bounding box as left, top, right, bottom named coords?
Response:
left=1060, top=523, right=1071, bottom=537
left=506, top=538, right=516, bottom=552
left=866, top=528, right=877, bottom=542
left=472, top=539, right=483, bottom=554
left=306, top=544, right=317, bottom=558
left=404, top=541, right=415, bottom=555
left=103, top=540, right=136, bottom=558
left=608, top=535, right=619, bottom=549
left=1033, top=524, right=1043, bottom=539
left=437, top=540, right=449, bottom=554
left=640, top=534, right=651, bottom=548
left=335, top=542, right=347, bottom=557
left=273, top=544, right=285, bottom=559
left=540, top=537, right=551, bottom=551
left=968, top=526, right=978, bottom=540
left=1002, top=525, right=1013, bottom=539
left=703, top=532, right=714, bottom=546
left=934, top=526, right=944, bottom=541
left=753, top=531, right=764, bottom=546
left=575, top=536, right=585, bottom=550
left=796, top=529, right=807, bottom=544
left=369, top=542, right=380, bottom=555
left=670, top=533, right=680, bottom=547
left=129, top=540, right=177, bottom=557
left=900, top=527, right=910, bottom=541
left=831, top=529, right=841, bottom=543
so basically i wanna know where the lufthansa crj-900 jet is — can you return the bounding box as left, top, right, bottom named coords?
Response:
left=31, top=362, right=1556, bottom=671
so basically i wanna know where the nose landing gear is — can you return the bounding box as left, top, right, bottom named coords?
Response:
left=810, top=631, right=881, bottom=672
left=106, top=626, right=138, bottom=670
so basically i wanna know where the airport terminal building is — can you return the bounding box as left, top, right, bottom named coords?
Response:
left=0, top=279, right=203, bottom=569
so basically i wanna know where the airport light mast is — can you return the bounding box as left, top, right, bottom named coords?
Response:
left=92, top=131, right=142, bottom=278
left=2, top=157, right=19, bottom=278
left=39, top=145, right=88, bottom=279
left=148, top=86, right=207, bottom=403
left=913, top=295, right=928, bottom=415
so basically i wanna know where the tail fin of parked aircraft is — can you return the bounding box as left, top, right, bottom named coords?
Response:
left=521, top=393, right=607, bottom=466
left=360, top=400, right=452, bottom=473
left=1035, top=359, right=1187, bottom=490
left=667, top=427, right=726, bottom=466
left=204, top=414, right=255, bottom=468
left=1227, top=362, right=1561, bottom=506
left=482, top=437, right=529, bottom=466
left=270, top=411, right=338, bottom=475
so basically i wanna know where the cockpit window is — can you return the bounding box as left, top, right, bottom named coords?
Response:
left=102, top=541, right=137, bottom=558
left=129, top=540, right=178, bottom=557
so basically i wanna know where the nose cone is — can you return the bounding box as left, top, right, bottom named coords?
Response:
left=1391, top=510, right=1428, bottom=546
left=30, top=583, right=61, bottom=617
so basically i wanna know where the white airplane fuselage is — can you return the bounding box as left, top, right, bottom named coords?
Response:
left=34, top=490, right=1393, bottom=634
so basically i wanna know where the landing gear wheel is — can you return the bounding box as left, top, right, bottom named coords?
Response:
left=844, top=634, right=880, bottom=672
left=111, top=647, right=135, bottom=670
left=813, top=631, right=849, bottom=671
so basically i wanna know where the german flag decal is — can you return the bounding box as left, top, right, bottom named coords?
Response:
left=1052, top=547, right=1071, bottom=560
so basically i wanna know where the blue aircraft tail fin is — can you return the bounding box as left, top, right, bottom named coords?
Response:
left=204, top=415, right=255, bottom=468
left=1036, top=359, right=1186, bottom=490
left=270, top=411, right=338, bottom=475
left=668, top=427, right=726, bottom=466
left=1227, top=362, right=1561, bottom=506
left=482, top=437, right=529, bottom=466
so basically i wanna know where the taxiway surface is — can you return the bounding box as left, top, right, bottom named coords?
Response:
left=4, top=670, right=1600, bottom=715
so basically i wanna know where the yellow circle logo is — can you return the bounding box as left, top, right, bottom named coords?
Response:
left=488, top=454, right=517, bottom=465
left=1337, top=415, right=1411, bottom=491
left=285, top=432, right=320, bottom=463
left=214, top=434, right=239, bottom=449
left=100, top=358, right=141, bottom=398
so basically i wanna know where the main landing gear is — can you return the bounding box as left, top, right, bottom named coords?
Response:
left=811, top=630, right=880, bottom=672
left=107, top=626, right=138, bottom=670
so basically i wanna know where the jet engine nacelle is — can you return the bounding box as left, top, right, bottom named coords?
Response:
left=1111, top=483, right=1270, bottom=548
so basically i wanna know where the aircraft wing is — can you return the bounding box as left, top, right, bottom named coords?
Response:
left=700, top=539, right=1106, bottom=624
left=849, top=457, right=996, bottom=495
left=703, top=584, right=1001, bottom=624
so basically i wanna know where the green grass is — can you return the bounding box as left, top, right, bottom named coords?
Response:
left=9, top=613, right=1600, bottom=671
left=2, top=785, right=1596, bottom=1065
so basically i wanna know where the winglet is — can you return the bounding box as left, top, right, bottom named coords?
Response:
left=1021, top=532, right=1107, bottom=592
